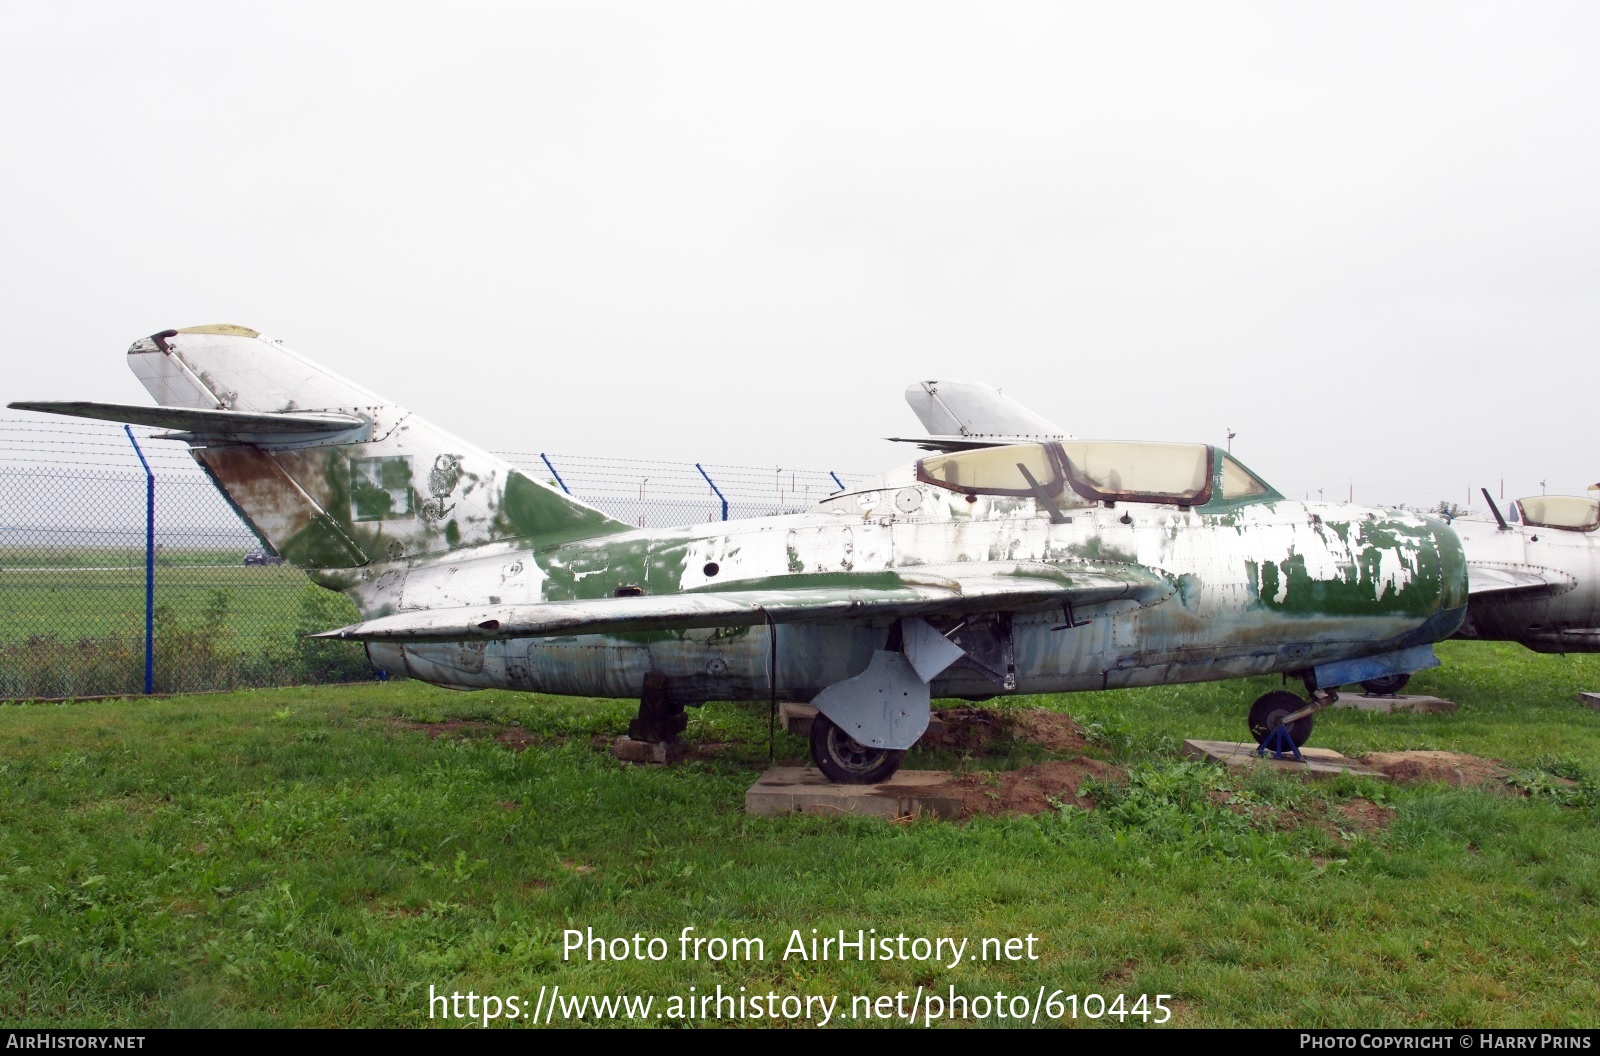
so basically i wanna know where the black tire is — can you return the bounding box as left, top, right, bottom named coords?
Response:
left=1360, top=673, right=1410, bottom=695
left=1247, top=690, right=1315, bottom=747
left=810, top=714, right=906, bottom=784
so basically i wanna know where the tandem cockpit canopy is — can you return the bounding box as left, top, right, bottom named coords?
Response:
left=1510, top=494, right=1600, bottom=532
left=915, top=440, right=1277, bottom=509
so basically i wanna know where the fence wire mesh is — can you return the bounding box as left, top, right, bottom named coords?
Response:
left=0, top=418, right=867, bottom=699
left=501, top=451, right=851, bottom=528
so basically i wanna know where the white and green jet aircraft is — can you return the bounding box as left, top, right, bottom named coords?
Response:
left=895, top=379, right=1600, bottom=695
left=14, top=327, right=1468, bottom=782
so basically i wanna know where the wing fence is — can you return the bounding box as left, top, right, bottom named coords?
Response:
left=0, top=418, right=867, bottom=700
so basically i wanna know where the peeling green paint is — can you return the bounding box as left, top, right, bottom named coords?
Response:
left=494, top=470, right=631, bottom=547
left=1064, top=538, right=1137, bottom=564
left=350, top=456, right=414, bottom=521
left=1245, top=518, right=1464, bottom=618
left=277, top=514, right=367, bottom=569
left=687, top=570, right=912, bottom=595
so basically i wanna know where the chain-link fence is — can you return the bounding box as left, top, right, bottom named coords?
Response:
left=0, top=418, right=867, bottom=700
left=500, top=451, right=853, bottom=528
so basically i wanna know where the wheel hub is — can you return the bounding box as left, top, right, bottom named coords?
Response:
left=827, top=727, right=887, bottom=773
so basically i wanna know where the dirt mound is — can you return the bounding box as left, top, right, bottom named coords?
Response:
left=921, top=706, right=1008, bottom=750
left=1362, top=750, right=1508, bottom=788
left=1010, top=710, right=1090, bottom=752
left=932, top=758, right=1121, bottom=817
left=922, top=707, right=1090, bottom=754
left=1330, top=799, right=1395, bottom=833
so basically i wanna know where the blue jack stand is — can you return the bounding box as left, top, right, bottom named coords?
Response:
left=1255, top=724, right=1304, bottom=763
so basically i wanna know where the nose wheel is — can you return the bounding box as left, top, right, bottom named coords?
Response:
left=1248, top=689, right=1316, bottom=748
left=810, top=714, right=906, bottom=784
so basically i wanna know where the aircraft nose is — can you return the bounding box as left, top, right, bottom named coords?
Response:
left=1424, top=514, right=1470, bottom=613
left=1394, top=511, right=1469, bottom=644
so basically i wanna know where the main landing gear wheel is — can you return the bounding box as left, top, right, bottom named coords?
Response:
left=1248, top=690, right=1315, bottom=748
left=1360, top=673, right=1410, bottom=695
left=810, top=714, right=906, bottom=785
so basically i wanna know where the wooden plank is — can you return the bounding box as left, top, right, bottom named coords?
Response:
left=1579, top=692, right=1600, bottom=711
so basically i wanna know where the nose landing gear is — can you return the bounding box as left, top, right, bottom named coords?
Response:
left=1248, top=689, right=1316, bottom=748
left=1247, top=687, right=1338, bottom=761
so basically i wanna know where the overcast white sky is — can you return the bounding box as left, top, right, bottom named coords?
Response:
left=2, top=1, right=1596, bottom=509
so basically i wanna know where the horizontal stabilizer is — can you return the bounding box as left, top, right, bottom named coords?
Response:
left=1467, top=562, right=1578, bottom=600
left=314, top=564, right=1172, bottom=643
left=885, top=435, right=1033, bottom=452
left=8, top=401, right=367, bottom=441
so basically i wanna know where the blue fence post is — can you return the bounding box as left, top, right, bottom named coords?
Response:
left=829, top=471, right=844, bottom=492
left=124, top=426, right=155, bottom=695
left=696, top=463, right=729, bottom=521
left=538, top=452, right=571, bottom=495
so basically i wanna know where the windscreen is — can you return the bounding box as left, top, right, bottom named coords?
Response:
left=1059, top=440, right=1213, bottom=505
left=1219, top=453, right=1271, bottom=501
left=1515, top=495, right=1600, bottom=532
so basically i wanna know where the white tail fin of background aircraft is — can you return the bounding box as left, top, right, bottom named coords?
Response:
left=888, top=379, right=1070, bottom=451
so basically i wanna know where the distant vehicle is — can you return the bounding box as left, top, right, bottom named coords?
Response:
left=244, top=549, right=286, bottom=566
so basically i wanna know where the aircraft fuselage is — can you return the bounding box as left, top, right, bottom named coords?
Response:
left=1454, top=517, right=1600, bottom=652
left=338, top=497, right=1467, bottom=703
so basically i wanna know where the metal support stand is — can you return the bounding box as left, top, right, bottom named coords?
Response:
left=614, top=671, right=688, bottom=764
left=627, top=671, right=686, bottom=743
left=1255, top=724, right=1303, bottom=763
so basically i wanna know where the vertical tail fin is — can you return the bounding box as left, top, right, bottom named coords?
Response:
left=25, top=325, right=630, bottom=569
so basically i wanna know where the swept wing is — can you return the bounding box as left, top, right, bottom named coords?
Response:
left=1466, top=562, right=1577, bottom=600
left=315, top=563, right=1173, bottom=642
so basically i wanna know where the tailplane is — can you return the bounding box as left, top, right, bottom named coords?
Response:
left=11, top=325, right=629, bottom=568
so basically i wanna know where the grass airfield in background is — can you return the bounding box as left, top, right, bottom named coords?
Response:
left=1, top=640, right=1597, bottom=1028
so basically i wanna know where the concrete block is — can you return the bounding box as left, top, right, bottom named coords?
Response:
left=1331, top=694, right=1457, bottom=715
left=778, top=702, right=817, bottom=735
left=744, top=767, right=963, bottom=819
left=610, top=736, right=687, bottom=764
left=1182, top=739, right=1386, bottom=779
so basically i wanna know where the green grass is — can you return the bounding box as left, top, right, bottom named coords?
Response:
left=0, top=547, right=257, bottom=572
left=1, top=640, right=1598, bottom=1028
left=0, top=568, right=370, bottom=698
left=0, top=564, right=317, bottom=644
